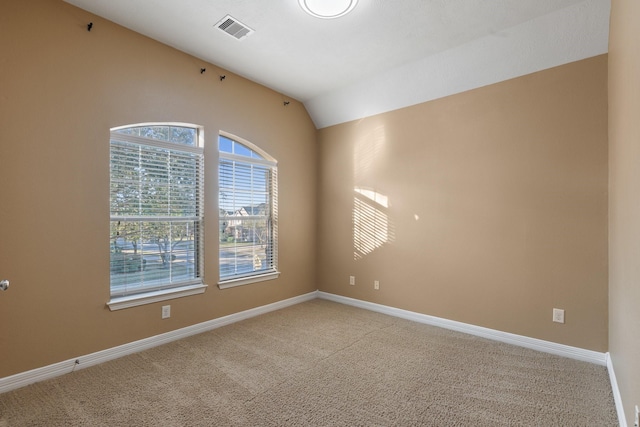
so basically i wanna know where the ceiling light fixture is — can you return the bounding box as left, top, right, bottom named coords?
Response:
left=298, top=0, right=358, bottom=19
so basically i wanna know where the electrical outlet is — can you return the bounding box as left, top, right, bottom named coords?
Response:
left=552, top=308, right=565, bottom=324
left=374, top=280, right=379, bottom=290
left=162, top=305, right=171, bottom=319
left=349, top=276, right=355, bottom=286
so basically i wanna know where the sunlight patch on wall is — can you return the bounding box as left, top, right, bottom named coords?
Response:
left=353, top=124, right=386, bottom=183
left=354, top=187, right=388, bottom=208
left=353, top=187, right=395, bottom=260
left=352, top=123, right=394, bottom=260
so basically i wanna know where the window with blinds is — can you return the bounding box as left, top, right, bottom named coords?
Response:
left=109, top=124, right=204, bottom=298
left=218, top=134, right=278, bottom=286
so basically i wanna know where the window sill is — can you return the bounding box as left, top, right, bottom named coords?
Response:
left=107, top=283, right=208, bottom=311
left=218, top=271, right=280, bottom=290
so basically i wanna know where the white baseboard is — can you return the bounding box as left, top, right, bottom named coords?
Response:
left=0, top=288, right=615, bottom=411
left=318, top=292, right=607, bottom=366
left=607, top=352, right=628, bottom=427
left=0, top=290, right=318, bottom=394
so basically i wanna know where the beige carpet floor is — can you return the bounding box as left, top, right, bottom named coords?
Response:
left=0, top=299, right=618, bottom=426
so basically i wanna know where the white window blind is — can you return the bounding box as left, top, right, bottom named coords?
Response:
left=110, top=125, right=204, bottom=298
left=218, top=135, right=278, bottom=283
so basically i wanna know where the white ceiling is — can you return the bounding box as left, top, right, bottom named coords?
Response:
left=63, top=0, right=610, bottom=128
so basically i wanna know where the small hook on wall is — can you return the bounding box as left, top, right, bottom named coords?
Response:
left=219, top=75, right=226, bottom=81
left=283, top=101, right=290, bottom=107
left=200, top=68, right=206, bottom=74
left=87, top=22, right=93, bottom=32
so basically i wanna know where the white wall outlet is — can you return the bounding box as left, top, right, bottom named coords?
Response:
left=162, top=305, right=171, bottom=319
left=349, top=276, right=355, bottom=286
left=552, top=308, right=565, bottom=323
left=374, top=280, right=379, bottom=290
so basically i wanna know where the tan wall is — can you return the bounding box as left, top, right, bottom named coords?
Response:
left=318, top=55, right=609, bottom=352
left=0, top=0, right=613, bottom=387
left=609, top=0, right=640, bottom=424
left=0, top=0, right=317, bottom=377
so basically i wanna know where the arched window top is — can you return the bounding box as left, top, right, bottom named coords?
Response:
left=112, top=123, right=203, bottom=148
left=219, top=132, right=276, bottom=166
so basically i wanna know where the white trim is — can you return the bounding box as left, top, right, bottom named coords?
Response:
left=317, top=292, right=607, bottom=366
left=218, top=271, right=280, bottom=289
left=607, top=352, right=628, bottom=427
left=219, top=151, right=277, bottom=168
left=110, top=215, right=201, bottom=222
left=107, top=283, right=208, bottom=311
left=0, top=291, right=318, bottom=394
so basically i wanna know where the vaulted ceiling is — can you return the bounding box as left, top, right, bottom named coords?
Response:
left=63, top=0, right=610, bottom=128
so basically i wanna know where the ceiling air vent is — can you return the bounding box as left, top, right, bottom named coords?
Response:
left=216, top=15, right=254, bottom=40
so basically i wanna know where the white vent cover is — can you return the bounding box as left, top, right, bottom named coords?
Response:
left=216, top=15, right=254, bottom=40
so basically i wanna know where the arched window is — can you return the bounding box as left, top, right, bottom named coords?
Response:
left=108, top=124, right=205, bottom=306
left=218, top=133, right=279, bottom=288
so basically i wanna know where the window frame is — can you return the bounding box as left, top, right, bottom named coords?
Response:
left=217, top=132, right=279, bottom=289
left=107, top=123, right=207, bottom=310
